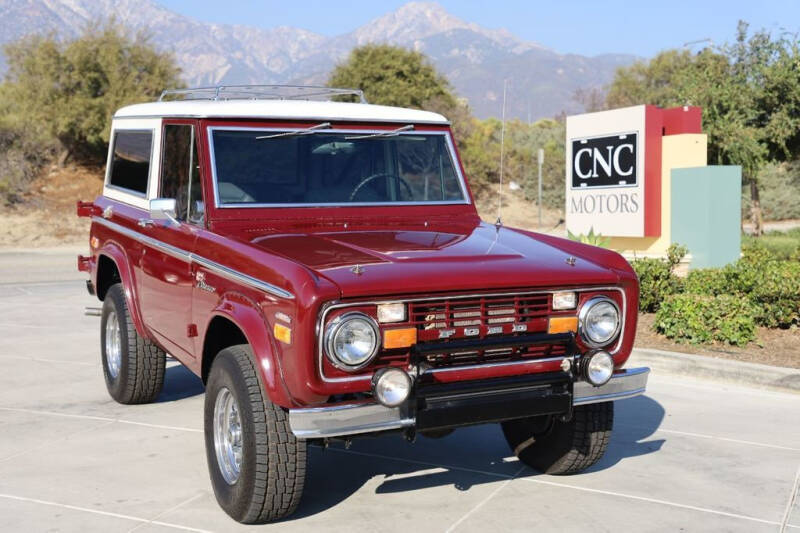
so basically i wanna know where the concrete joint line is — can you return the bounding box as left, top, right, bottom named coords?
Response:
left=0, top=407, right=202, bottom=433
left=445, top=465, right=526, bottom=532
left=615, top=422, right=800, bottom=452
left=329, top=447, right=782, bottom=527
left=780, top=464, right=800, bottom=533
left=0, top=420, right=115, bottom=464
left=0, top=493, right=212, bottom=533
left=126, top=492, right=207, bottom=533
left=518, top=477, right=782, bottom=526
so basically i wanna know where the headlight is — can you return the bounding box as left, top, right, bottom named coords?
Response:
left=325, top=312, right=380, bottom=370
left=578, top=297, right=621, bottom=347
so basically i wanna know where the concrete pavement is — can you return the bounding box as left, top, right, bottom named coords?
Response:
left=0, top=249, right=799, bottom=532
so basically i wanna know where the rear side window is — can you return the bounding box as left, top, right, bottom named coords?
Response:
left=109, top=130, right=153, bottom=195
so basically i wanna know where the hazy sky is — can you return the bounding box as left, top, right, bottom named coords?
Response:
left=156, top=0, right=799, bottom=57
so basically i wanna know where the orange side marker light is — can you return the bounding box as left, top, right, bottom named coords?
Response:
left=383, top=327, right=417, bottom=349
left=548, top=316, right=578, bottom=334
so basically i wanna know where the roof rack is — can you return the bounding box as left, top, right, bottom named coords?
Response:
left=159, top=84, right=368, bottom=104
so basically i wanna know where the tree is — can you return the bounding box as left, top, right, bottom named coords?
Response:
left=604, top=23, right=800, bottom=234
left=0, top=23, right=182, bottom=163
left=327, top=44, right=456, bottom=110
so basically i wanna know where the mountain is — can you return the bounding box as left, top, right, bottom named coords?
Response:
left=0, top=0, right=636, bottom=120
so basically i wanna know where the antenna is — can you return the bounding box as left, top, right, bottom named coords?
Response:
left=497, top=79, right=508, bottom=221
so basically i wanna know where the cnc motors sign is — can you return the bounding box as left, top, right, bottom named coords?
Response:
left=571, top=133, right=637, bottom=189
left=566, top=105, right=654, bottom=238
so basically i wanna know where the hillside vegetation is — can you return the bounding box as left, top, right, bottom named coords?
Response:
left=1, top=21, right=799, bottom=241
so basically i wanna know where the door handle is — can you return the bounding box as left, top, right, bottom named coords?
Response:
left=137, top=218, right=155, bottom=228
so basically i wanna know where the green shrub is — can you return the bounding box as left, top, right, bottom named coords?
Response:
left=683, top=244, right=800, bottom=328
left=683, top=268, right=730, bottom=296
left=631, top=243, right=688, bottom=312
left=0, top=126, right=56, bottom=205
left=654, top=294, right=758, bottom=345
left=749, top=260, right=800, bottom=328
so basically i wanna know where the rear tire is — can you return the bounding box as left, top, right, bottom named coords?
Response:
left=204, top=345, right=306, bottom=523
left=501, top=402, right=613, bottom=475
left=100, top=283, right=166, bottom=404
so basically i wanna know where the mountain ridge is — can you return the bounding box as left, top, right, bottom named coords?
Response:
left=0, top=0, right=636, bottom=120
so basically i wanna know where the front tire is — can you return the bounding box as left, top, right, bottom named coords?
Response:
left=501, top=402, right=613, bottom=475
left=204, top=345, right=306, bottom=523
left=100, top=283, right=166, bottom=404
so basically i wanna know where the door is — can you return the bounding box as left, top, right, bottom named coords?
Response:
left=139, top=122, right=204, bottom=359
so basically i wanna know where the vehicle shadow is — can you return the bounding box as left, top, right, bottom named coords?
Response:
left=156, top=363, right=205, bottom=402
left=289, top=395, right=666, bottom=520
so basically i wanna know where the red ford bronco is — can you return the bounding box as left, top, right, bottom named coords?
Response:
left=78, top=85, right=648, bottom=524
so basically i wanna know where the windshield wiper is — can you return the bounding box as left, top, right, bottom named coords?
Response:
left=256, top=122, right=332, bottom=139
left=345, top=124, right=414, bottom=140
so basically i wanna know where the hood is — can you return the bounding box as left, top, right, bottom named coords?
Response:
left=250, top=222, right=621, bottom=298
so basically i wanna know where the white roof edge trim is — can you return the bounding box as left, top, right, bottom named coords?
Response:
left=113, top=100, right=449, bottom=125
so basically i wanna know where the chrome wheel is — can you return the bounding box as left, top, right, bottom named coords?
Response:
left=213, top=387, right=243, bottom=485
left=105, top=310, right=122, bottom=379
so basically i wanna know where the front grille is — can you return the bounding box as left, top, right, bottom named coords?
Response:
left=402, top=293, right=564, bottom=369
left=320, top=290, right=618, bottom=379
left=420, top=343, right=569, bottom=368
left=410, top=293, right=550, bottom=340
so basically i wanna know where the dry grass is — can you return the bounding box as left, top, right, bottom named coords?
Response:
left=475, top=185, right=566, bottom=236
left=0, top=164, right=103, bottom=247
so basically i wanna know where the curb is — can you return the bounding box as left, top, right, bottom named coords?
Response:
left=629, top=347, right=800, bottom=393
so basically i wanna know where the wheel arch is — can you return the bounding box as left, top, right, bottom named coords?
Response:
left=201, top=302, right=293, bottom=407
left=96, top=245, right=147, bottom=338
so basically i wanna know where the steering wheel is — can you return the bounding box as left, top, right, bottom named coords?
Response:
left=349, top=173, right=414, bottom=202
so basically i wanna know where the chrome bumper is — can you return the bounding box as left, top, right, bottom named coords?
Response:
left=574, top=367, right=650, bottom=405
left=289, top=367, right=649, bottom=439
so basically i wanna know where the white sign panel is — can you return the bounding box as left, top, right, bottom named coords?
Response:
left=566, top=105, right=647, bottom=238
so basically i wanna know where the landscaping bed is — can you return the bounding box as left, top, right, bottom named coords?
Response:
left=635, top=312, right=800, bottom=369
left=631, top=239, right=800, bottom=370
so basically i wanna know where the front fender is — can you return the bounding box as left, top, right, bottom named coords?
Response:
left=97, top=244, right=148, bottom=339
left=208, top=293, right=294, bottom=407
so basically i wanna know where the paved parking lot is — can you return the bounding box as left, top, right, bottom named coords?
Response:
left=1, top=251, right=799, bottom=532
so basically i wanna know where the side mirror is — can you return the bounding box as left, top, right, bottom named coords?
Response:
left=149, top=198, right=179, bottom=225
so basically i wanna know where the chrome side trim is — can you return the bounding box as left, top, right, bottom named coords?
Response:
left=92, top=217, right=294, bottom=300
left=190, top=254, right=294, bottom=300
left=289, top=402, right=413, bottom=438
left=93, top=216, right=191, bottom=262
left=573, top=367, right=649, bottom=405
left=317, top=287, right=627, bottom=384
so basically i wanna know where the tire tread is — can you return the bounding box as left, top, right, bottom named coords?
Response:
left=103, top=284, right=165, bottom=404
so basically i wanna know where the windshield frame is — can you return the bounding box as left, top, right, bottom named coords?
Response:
left=207, top=125, right=471, bottom=208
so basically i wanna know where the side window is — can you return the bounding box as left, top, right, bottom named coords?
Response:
left=160, top=124, right=204, bottom=225
left=109, top=130, right=152, bottom=195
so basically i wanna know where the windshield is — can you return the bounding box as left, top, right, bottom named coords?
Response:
left=210, top=129, right=467, bottom=206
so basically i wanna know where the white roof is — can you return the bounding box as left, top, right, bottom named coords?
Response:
left=113, top=99, right=449, bottom=124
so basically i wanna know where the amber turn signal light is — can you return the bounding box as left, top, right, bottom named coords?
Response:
left=548, top=316, right=578, bottom=334
left=383, top=327, right=417, bottom=349
left=273, top=323, right=292, bottom=344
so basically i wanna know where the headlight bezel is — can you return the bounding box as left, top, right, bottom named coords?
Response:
left=324, top=311, right=381, bottom=371
left=578, top=296, right=621, bottom=348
